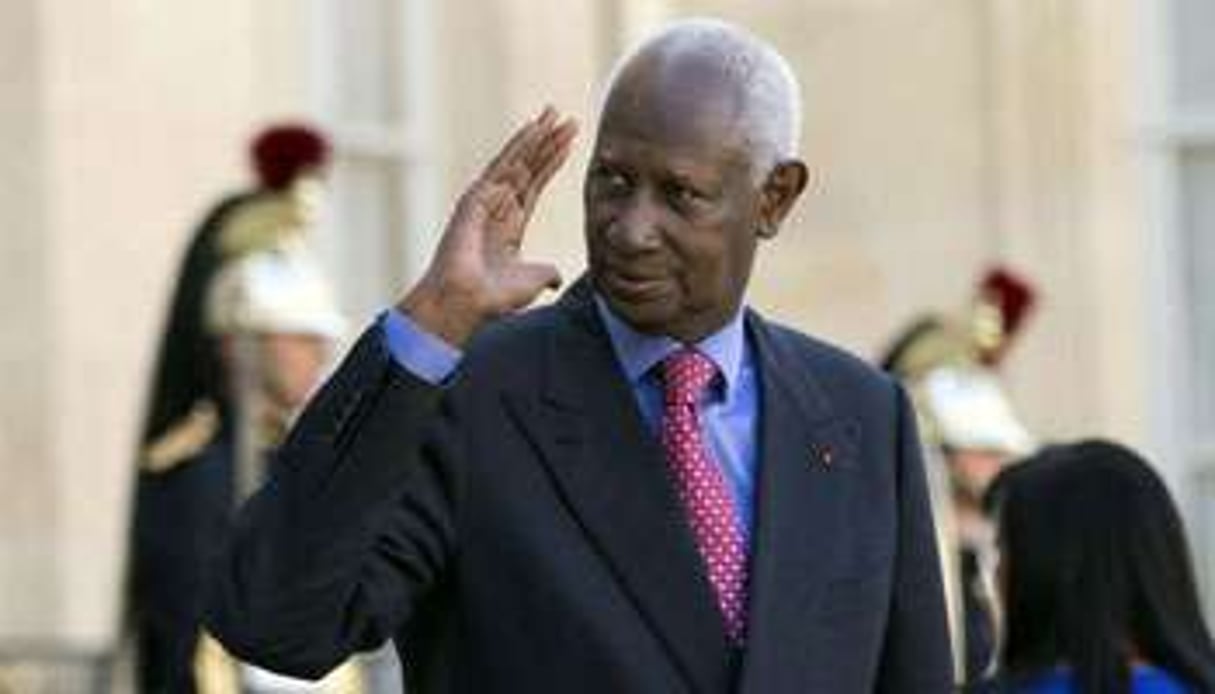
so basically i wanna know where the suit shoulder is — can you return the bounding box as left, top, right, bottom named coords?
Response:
left=468, top=303, right=562, bottom=352
left=458, top=303, right=565, bottom=380
left=762, top=319, right=897, bottom=395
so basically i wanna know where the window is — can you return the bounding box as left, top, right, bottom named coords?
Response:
left=1179, top=149, right=1215, bottom=446
left=300, top=0, right=439, bottom=680
left=1173, top=0, right=1215, bottom=112
left=1164, top=0, right=1215, bottom=463
left=1143, top=0, right=1215, bottom=616
left=308, top=0, right=440, bottom=323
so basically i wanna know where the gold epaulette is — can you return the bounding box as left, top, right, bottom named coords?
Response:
left=889, top=318, right=977, bottom=382
left=194, top=631, right=240, bottom=694
left=140, top=400, right=220, bottom=473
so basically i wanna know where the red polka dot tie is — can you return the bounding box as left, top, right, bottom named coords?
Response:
left=661, top=348, right=749, bottom=643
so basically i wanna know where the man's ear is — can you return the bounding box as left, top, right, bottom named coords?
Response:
left=757, top=159, right=809, bottom=239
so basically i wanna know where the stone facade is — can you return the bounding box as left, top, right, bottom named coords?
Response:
left=0, top=0, right=1200, bottom=672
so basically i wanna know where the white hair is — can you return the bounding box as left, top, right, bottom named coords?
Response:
left=601, top=18, right=803, bottom=174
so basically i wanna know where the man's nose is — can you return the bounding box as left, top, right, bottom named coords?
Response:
left=608, top=191, right=662, bottom=251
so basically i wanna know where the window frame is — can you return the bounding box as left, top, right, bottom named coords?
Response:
left=1137, top=0, right=1215, bottom=617
left=305, top=0, right=441, bottom=322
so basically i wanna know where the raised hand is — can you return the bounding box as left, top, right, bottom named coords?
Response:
left=398, top=106, right=579, bottom=347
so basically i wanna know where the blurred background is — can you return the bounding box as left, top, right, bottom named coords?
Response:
left=0, top=0, right=1212, bottom=689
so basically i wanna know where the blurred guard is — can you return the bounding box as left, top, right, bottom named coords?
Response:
left=136, top=124, right=330, bottom=476
left=130, top=125, right=342, bottom=693
left=880, top=266, right=1037, bottom=686
left=195, top=244, right=360, bottom=693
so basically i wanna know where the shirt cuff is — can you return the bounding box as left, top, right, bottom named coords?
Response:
left=379, top=309, right=462, bottom=385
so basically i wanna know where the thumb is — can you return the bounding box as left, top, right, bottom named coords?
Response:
left=502, top=262, right=563, bottom=308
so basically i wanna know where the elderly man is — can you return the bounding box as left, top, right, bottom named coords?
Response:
left=206, top=19, right=951, bottom=693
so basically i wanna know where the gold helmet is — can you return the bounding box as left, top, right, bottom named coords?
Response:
left=880, top=265, right=1038, bottom=455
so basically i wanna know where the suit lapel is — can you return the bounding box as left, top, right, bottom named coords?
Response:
left=505, top=282, right=735, bottom=694
left=737, top=313, right=862, bottom=693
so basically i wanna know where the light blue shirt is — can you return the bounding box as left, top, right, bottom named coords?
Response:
left=380, top=298, right=760, bottom=544
left=380, top=309, right=462, bottom=384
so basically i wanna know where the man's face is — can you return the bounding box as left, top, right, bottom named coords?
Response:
left=259, top=333, right=331, bottom=409
left=948, top=448, right=1009, bottom=503
left=583, top=61, right=770, bottom=343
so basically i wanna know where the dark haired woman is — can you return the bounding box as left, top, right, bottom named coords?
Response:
left=987, top=439, right=1215, bottom=693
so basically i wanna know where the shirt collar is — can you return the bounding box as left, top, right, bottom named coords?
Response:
left=592, top=293, right=747, bottom=398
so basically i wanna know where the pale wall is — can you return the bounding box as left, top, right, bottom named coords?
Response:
left=664, top=1, right=1149, bottom=455
left=0, top=0, right=56, bottom=646
left=0, top=0, right=1157, bottom=653
left=0, top=0, right=310, bottom=648
left=427, top=0, right=1149, bottom=452
left=430, top=0, right=602, bottom=295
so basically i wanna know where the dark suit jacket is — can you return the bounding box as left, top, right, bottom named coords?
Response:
left=205, top=281, right=952, bottom=693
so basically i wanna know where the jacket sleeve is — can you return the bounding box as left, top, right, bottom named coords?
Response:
left=204, top=325, right=460, bottom=679
left=875, top=383, right=955, bottom=692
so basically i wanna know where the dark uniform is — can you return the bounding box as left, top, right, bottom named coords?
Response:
left=879, top=265, right=1037, bottom=687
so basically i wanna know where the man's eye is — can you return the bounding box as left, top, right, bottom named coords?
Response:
left=667, top=183, right=706, bottom=207
left=593, top=167, right=630, bottom=194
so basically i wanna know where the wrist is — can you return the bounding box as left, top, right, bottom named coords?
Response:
left=396, top=279, right=486, bottom=348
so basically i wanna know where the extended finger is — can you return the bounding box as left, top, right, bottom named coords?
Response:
left=533, top=119, right=578, bottom=184
left=500, top=116, right=569, bottom=207
left=503, top=261, right=564, bottom=308
left=482, top=106, right=556, bottom=182
left=515, top=119, right=575, bottom=201
left=495, top=106, right=552, bottom=166
left=521, top=120, right=579, bottom=216
left=482, top=183, right=514, bottom=224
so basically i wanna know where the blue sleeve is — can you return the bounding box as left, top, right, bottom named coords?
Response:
left=379, top=309, right=462, bottom=385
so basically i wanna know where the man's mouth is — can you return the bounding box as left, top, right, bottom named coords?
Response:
left=600, top=267, right=667, bottom=301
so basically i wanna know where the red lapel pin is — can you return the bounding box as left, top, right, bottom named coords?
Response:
left=812, top=444, right=835, bottom=468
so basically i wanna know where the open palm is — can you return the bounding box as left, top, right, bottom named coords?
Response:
left=401, top=107, right=578, bottom=345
